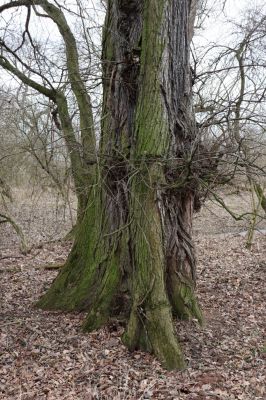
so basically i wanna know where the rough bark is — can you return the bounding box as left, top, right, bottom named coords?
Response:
left=38, top=0, right=202, bottom=370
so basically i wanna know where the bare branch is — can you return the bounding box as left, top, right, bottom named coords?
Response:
left=0, top=55, right=56, bottom=101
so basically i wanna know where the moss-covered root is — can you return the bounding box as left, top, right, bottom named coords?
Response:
left=82, top=257, right=121, bottom=332
left=168, top=275, right=203, bottom=325
left=123, top=305, right=186, bottom=371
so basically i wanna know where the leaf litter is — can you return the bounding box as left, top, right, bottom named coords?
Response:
left=0, top=207, right=265, bottom=399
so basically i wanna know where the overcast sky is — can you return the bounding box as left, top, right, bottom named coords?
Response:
left=196, top=0, right=266, bottom=46
left=0, top=0, right=265, bottom=90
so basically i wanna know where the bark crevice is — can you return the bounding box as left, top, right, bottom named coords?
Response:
left=38, top=0, right=203, bottom=370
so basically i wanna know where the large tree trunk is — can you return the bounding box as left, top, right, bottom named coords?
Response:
left=38, top=0, right=202, bottom=370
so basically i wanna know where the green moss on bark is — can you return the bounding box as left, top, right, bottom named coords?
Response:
left=37, top=0, right=202, bottom=372
left=123, top=166, right=185, bottom=370
left=37, top=185, right=104, bottom=311
left=169, top=279, right=203, bottom=325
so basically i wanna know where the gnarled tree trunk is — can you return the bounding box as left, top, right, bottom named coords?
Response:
left=38, top=0, right=202, bottom=370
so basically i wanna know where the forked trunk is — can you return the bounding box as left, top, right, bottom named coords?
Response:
left=38, top=0, right=202, bottom=370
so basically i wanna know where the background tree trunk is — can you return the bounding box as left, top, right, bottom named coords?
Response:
left=38, top=0, right=202, bottom=370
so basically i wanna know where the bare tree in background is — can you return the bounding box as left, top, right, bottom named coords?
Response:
left=192, top=7, right=266, bottom=239
left=0, top=0, right=100, bottom=225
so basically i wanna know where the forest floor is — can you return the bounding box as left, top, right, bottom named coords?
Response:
left=0, top=187, right=265, bottom=399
